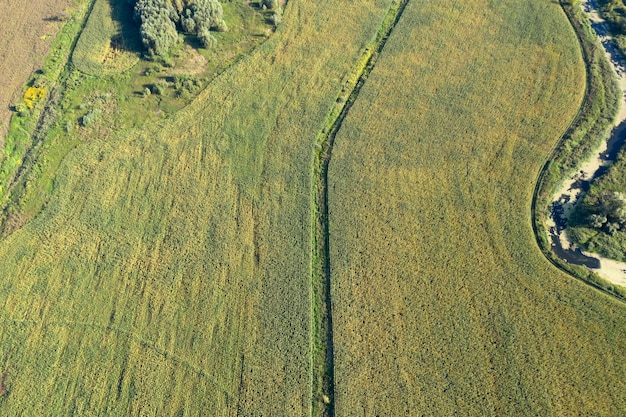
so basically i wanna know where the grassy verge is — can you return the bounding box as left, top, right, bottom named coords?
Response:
left=0, top=0, right=275, bottom=237
left=0, top=0, right=94, bottom=221
left=532, top=0, right=626, bottom=300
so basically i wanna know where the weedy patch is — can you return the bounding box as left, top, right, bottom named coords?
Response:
left=23, top=87, right=46, bottom=110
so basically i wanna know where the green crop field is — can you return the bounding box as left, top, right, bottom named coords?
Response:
left=1, top=0, right=626, bottom=415
left=0, top=0, right=395, bottom=414
left=329, top=0, right=626, bottom=415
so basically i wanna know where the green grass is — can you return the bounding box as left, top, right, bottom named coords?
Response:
left=0, top=0, right=395, bottom=414
left=3, top=0, right=626, bottom=415
left=72, top=0, right=140, bottom=75
left=0, top=0, right=275, bottom=236
left=328, top=0, right=626, bottom=415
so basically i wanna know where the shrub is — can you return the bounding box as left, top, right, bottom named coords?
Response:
left=23, top=87, right=46, bottom=110
left=79, top=109, right=102, bottom=127
left=269, top=8, right=282, bottom=25
left=151, top=79, right=170, bottom=95
left=261, top=0, right=278, bottom=9
left=198, top=29, right=217, bottom=48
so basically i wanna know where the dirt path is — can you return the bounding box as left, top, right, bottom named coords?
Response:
left=0, top=0, right=71, bottom=144
left=549, top=0, right=626, bottom=287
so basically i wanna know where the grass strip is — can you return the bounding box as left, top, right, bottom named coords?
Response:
left=310, top=0, right=410, bottom=415
left=0, top=0, right=95, bottom=232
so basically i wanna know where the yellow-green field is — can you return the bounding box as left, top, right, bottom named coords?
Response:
left=2, top=0, right=626, bottom=415
left=0, top=0, right=394, bottom=414
left=329, top=0, right=626, bottom=415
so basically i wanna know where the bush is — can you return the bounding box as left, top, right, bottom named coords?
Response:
left=13, top=103, right=29, bottom=118
left=198, top=29, right=217, bottom=48
left=261, top=0, right=278, bottom=9
left=79, top=109, right=102, bottom=127
left=269, top=7, right=282, bottom=25
left=172, top=74, right=204, bottom=97
left=151, top=79, right=170, bottom=95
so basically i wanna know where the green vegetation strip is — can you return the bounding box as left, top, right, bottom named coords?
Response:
left=311, top=0, right=410, bottom=414
left=532, top=0, right=626, bottom=300
left=0, top=0, right=94, bottom=218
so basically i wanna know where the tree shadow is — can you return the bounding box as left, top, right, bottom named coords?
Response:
left=109, top=0, right=143, bottom=55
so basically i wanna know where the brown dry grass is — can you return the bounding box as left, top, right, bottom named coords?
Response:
left=0, top=0, right=70, bottom=143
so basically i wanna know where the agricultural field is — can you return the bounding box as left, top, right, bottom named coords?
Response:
left=0, top=0, right=395, bottom=414
left=0, top=0, right=70, bottom=141
left=1, top=0, right=626, bottom=415
left=329, top=0, right=626, bottom=415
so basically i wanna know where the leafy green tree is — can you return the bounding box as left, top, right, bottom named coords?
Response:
left=189, top=0, right=227, bottom=33
left=132, top=0, right=227, bottom=56
left=590, top=213, right=607, bottom=228
left=134, top=0, right=180, bottom=56
left=586, top=191, right=626, bottom=234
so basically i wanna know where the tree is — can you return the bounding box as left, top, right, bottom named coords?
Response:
left=590, top=213, right=607, bottom=228
left=132, top=0, right=227, bottom=56
left=587, top=191, right=626, bottom=233
left=189, top=0, right=227, bottom=34
left=134, top=0, right=180, bottom=56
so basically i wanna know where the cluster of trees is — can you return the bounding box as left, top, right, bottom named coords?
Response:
left=587, top=191, right=626, bottom=235
left=601, top=0, right=626, bottom=34
left=128, top=0, right=227, bottom=56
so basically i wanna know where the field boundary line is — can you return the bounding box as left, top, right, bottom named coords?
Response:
left=309, top=0, right=411, bottom=414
